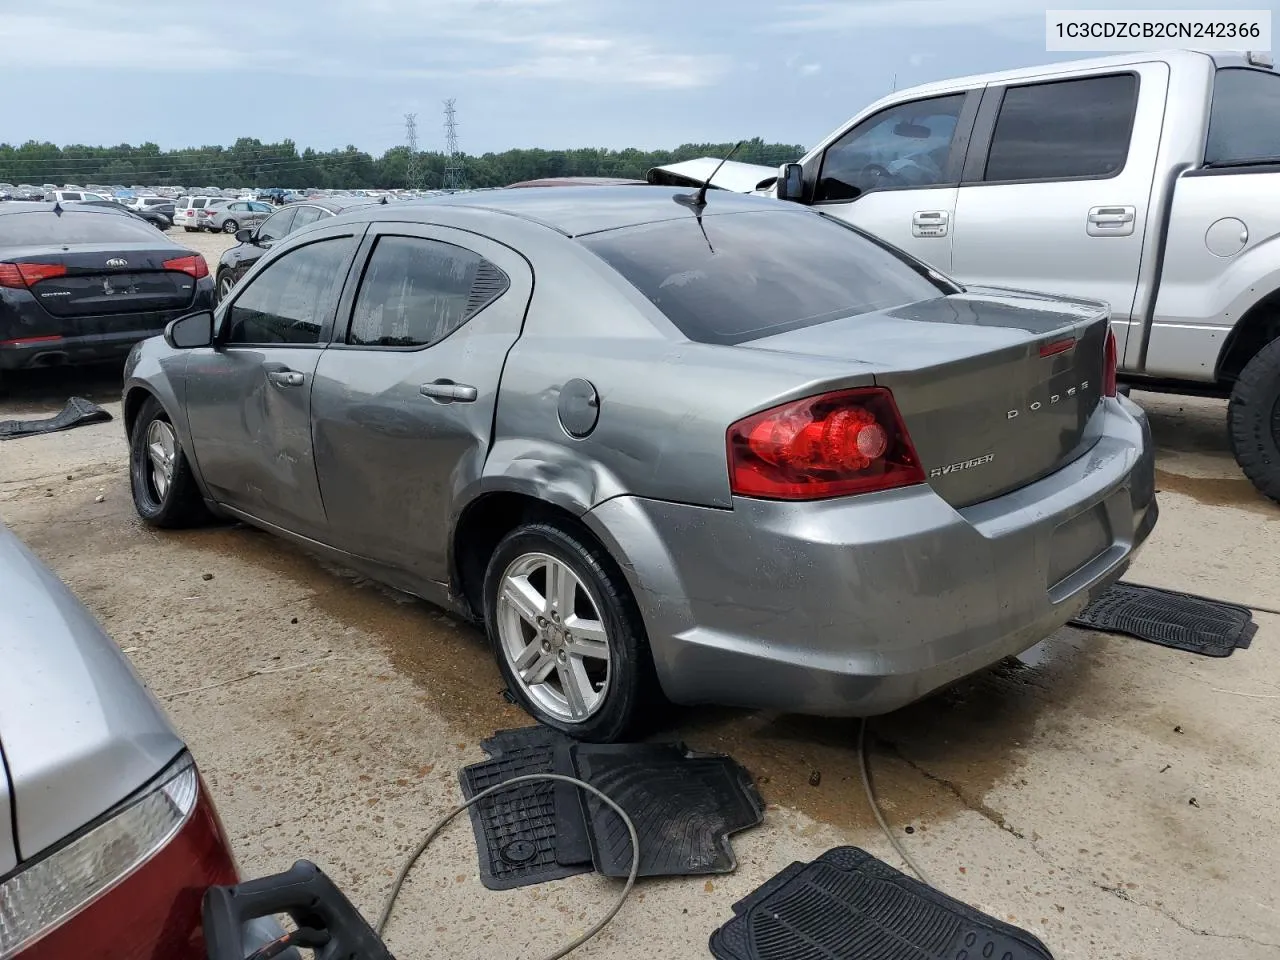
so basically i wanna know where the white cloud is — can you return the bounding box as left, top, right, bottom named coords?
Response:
left=768, top=0, right=1042, bottom=31
left=798, top=62, right=822, bottom=75
left=908, top=52, right=935, bottom=68
left=0, top=0, right=729, bottom=89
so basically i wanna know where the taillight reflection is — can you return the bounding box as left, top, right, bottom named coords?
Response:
left=1103, top=329, right=1118, bottom=397
left=727, top=387, right=925, bottom=500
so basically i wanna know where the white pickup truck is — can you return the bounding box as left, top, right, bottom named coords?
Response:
left=652, top=49, right=1280, bottom=501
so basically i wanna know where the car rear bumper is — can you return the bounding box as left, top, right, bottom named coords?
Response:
left=584, top=395, right=1157, bottom=717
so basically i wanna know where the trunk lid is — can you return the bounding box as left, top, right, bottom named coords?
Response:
left=6, top=242, right=198, bottom=329
left=740, top=286, right=1111, bottom=507
left=0, top=524, right=183, bottom=863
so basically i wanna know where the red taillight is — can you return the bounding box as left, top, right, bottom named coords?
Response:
left=0, top=262, right=68, bottom=289
left=727, top=387, right=925, bottom=500
left=163, top=254, right=209, bottom=279
left=1103, top=329, right=1118, bottom=397
left=5, top=758, right=237, bottom=960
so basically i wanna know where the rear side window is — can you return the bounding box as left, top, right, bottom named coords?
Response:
left=0, top=211, right=168, bottom=246
left=579, top=210, right=947, bottom=345
left=347, top=236, right=509, bottom=348
left=983, top=74, right=1137, bottom=182
left=1206, top=68, right=1280, bottom=164
left=226, top=237, right=353, bottom=345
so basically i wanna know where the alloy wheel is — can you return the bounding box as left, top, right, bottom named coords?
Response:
left=496, top=552, right=611, bottom=722
left=145, top=419, right=177, bottom=501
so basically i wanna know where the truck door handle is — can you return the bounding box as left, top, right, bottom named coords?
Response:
left=266, top=369, right=305, bottom=388
left=420, top=379, right=478, bottom=403
left=912, top=210, right=948, bottom=238
left=1087, top=205, right=1136, bottom=237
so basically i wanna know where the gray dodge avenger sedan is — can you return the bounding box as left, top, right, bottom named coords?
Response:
left=122, top=186, right=1157, bottom=742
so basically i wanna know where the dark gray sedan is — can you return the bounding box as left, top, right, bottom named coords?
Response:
left=122, top=187, right=1157, bottom=742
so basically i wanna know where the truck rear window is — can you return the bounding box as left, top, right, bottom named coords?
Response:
left=0, top=211, right=168, bottom=246
left=578, top=209, right=949, bottom=345
left=1206, top=68, right=1280, bottom=164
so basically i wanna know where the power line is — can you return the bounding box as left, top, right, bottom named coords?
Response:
left=403, top=113, right=421, bottom=191
left=442, top=98, right=465, bottom=192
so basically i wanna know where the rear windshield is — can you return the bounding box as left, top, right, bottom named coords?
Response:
left=0, top=210, right=172, bottom=246
left=578, top=209, right=948, bottom=344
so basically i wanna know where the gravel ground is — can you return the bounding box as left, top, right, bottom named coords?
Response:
left=2, top=306, right=1278, bottom=958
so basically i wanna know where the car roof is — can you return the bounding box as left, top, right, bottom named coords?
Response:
left=406, top=185, right=780, bottom=237
left=0, top=201, right=129, bottom=217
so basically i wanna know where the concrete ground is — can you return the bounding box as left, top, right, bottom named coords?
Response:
left=2, top=237, right=1278, bottom=959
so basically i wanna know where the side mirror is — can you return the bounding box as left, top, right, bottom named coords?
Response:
left=164, top=310, right=214, bottom=350
left=235, top=227, right=254, bottom=243
left=776, top=163, right=804, bottom=203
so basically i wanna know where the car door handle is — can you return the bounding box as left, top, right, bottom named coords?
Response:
left=912, top=210, right=948, bottom=238
left=420, top=379, right=478, bottom=403
left=267, top=370, right=305, bottom=388
left=1087, top=205, right=1136, bottom=237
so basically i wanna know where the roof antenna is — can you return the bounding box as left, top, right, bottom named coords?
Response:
left=675, top=140, right=745, bottom=212
left=52, top=201, right=63, bottom=215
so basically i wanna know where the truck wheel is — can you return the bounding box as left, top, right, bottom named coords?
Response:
left=1227, top=337, right=1280, bottom=503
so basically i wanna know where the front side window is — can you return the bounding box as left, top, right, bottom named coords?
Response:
left=1205, top=68, right=1280, bottom=164
left=983, top=74, right=1137, bottom=182
left=257, top=207, right=297, bottom=242
left=347, top=236, right=509, bottom=348
left=816, top=94, right=965, bottom=202
left=225, top=237, right=354, bottom=345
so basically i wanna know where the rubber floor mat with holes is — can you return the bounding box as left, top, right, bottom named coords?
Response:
left=1070, top=581, right=1256, bottom=657
left=570, top=742, right=764, bottom=878
left=458, top=726, right=591, bottom=890
left=0, top=397, right=112, bottom=440
left=709, top=847, right=1055, bottom=960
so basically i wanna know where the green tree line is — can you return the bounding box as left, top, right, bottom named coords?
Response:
left=0, top=137, right=806, bottom=190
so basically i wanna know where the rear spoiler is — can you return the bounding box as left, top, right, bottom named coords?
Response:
left=645, top=157, right=780, bottom=194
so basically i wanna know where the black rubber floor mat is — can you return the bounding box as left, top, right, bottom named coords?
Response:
left=0, top=397, right=112, bottom=440
left=1070, top=581, right=1256, bottom=657
left=571, top=742, right=764, bottom=878
left=458, top=725, right=591, bottom=890
left=709, top=847, right=1054, bottom=960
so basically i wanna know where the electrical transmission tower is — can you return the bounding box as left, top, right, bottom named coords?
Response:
left=442, top=99, right=466, bottom=191
left=403, top=112, right=421, bottom=190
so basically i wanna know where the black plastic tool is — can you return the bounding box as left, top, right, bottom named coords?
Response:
left=203, top=859, right=393, bottom=960
left=0, top=397, right=112, bottom=440
left=709, top=847, right=1054, bottom=960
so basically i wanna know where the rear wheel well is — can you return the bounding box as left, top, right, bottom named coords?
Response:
left=1218, top=289, right=1280, bottom=384
left=452, top=493, right=603, bottom=620
left=122, top=386, right=155, bottom=439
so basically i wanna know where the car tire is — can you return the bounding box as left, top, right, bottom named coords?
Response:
left=1227, top=336, right=1280, bottom=503
left=129, top=396, right=212, bottom=528
left=483, top=520, right=654, bottom=742
left=222, top=219, right=239, bottom=234
left=183, top=226, right=194, bottom=232
left=215, top=270, right=235, bottom=304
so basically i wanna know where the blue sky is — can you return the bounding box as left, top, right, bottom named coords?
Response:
left=2, top=0, right=1272, bottom=154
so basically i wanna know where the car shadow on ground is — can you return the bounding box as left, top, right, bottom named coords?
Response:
left=1, top=363, right=124, bottom=415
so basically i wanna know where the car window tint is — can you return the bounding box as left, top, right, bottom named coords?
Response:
left=1206, top=68, right=1280, bottom=163
left=348, top=236, right=509, bottom=348
left=62, top=192, right=83, bottom=201
left=0, top=210, right=170, bottom=245
left=580, top=209, right=946, bottom=345
left=291, top=206, right=325, bottom=230
left=816, top=94, right=965, bottom=202
left=257, top=206, right=297, bottom=242
left=226, top=238, right=353, bottom=346
left=983, top=74, right=1137, bottom=182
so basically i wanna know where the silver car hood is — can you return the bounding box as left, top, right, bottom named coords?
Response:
left=0, top=524, right=182, bottom=867
left=645, top=157, right=780, bottom=194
